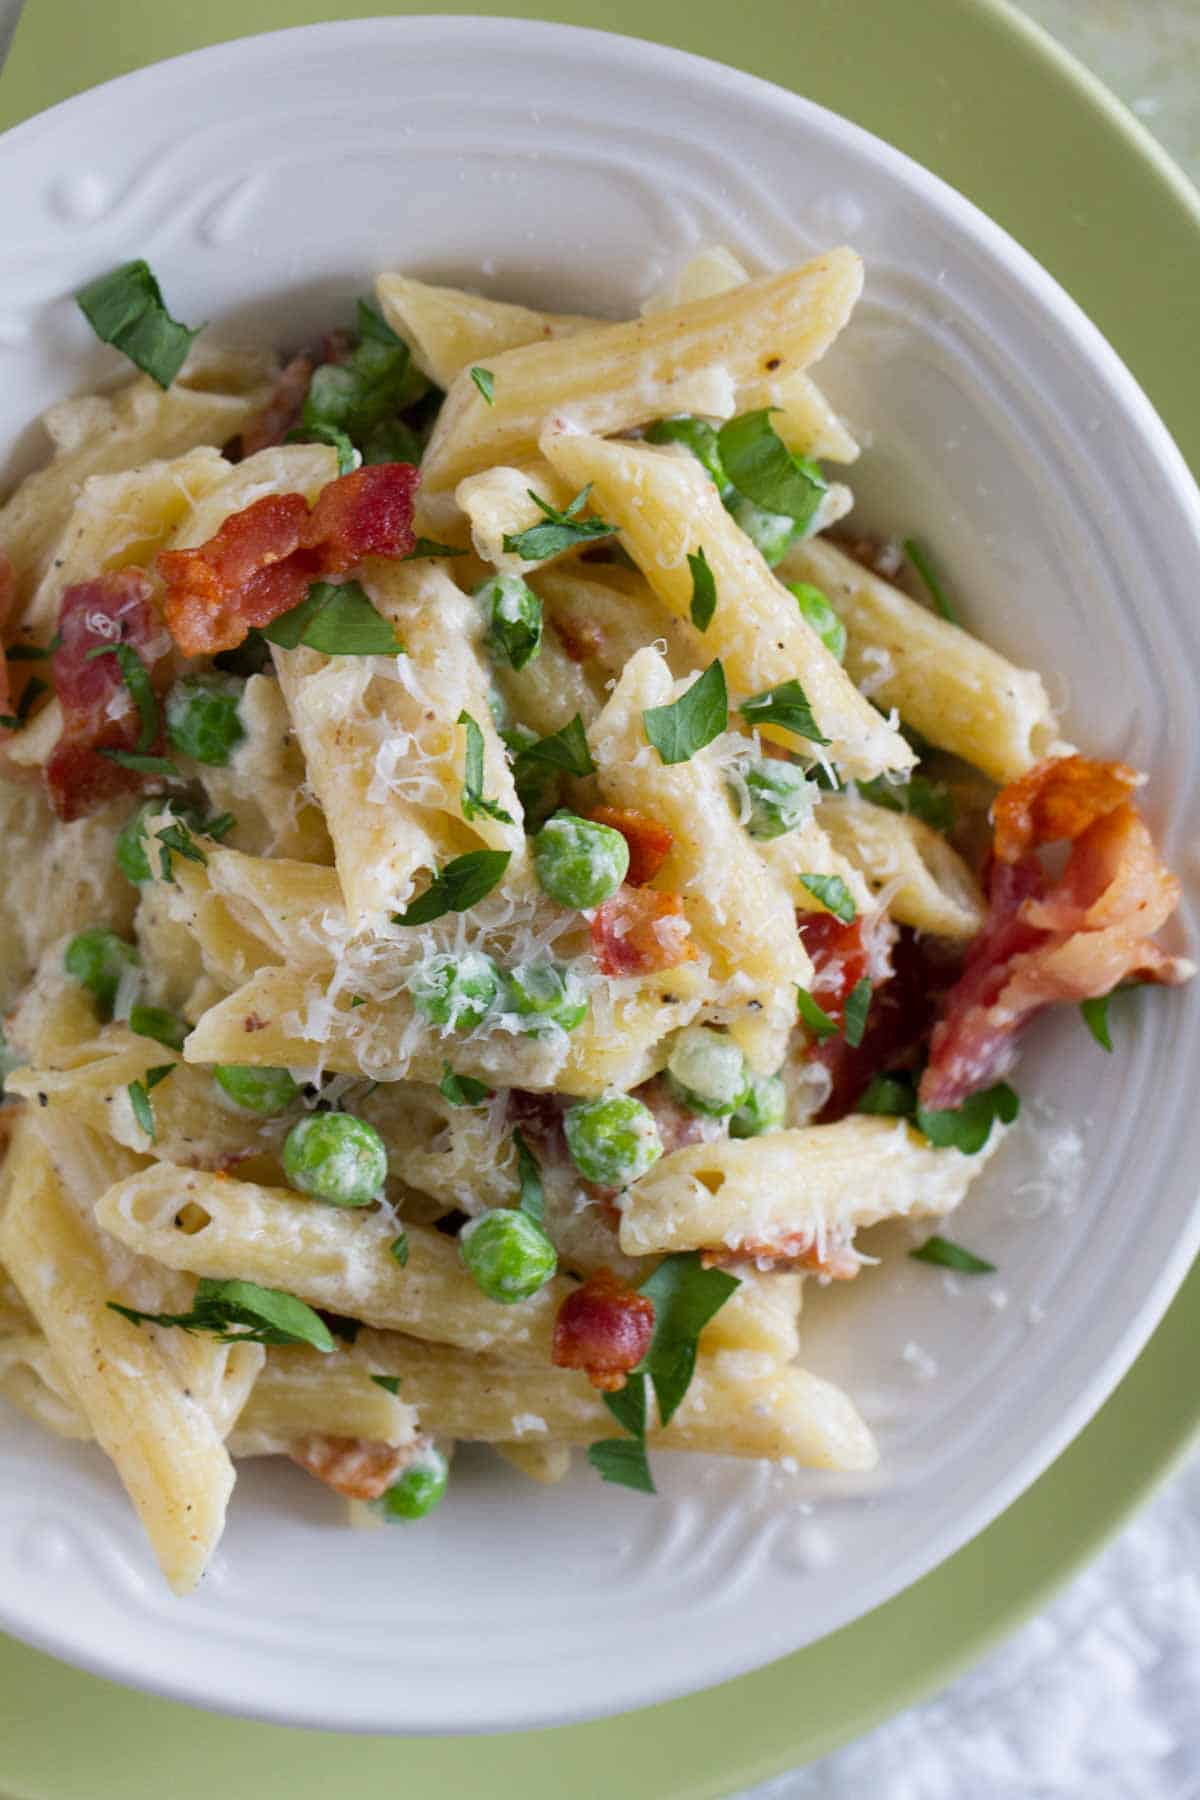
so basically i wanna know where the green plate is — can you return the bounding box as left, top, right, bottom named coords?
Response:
left=2, top=1, right=1199, bottom=1790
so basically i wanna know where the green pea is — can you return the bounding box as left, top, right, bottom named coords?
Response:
left=503, top=961, right=589, bottom=1033
left=375, top=1446, right=449, bottom=1522
left=533, top=812, right=629, bottom=909
left=409, top=950, right=501, bottom=1030
left=214, top=1064, right=300, bottom=1115
left=63, top=929, right=140, bottom=1021
left=728, top=494, right=801, bottom=567
left=738, top=756, right=813, bottom=841
left=788, top=582, right=847, bottom=662
left=165, top=673, right=246, bottom=766
left=645, top=416, right=732, bottom=495
left=283, top=1111, right=388, bottom=1207
left=730, top=1071, right=787, bottom=1138
left=664, top=1026, right=749, bottom=1118
left=563, top=1093, right=663, bottom=1186
left=115, top=798, right=197, bottom=885
left=459, top=1209, right=558, bottom=1303
left=476, top=574, right=543, bottom=671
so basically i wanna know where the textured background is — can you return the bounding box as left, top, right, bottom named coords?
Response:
left=747, top=2, right=1200, bottom=1793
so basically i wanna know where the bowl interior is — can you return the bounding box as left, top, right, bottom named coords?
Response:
left=1, top=14, right=1199, bottom=1734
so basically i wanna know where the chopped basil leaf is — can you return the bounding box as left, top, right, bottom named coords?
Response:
left=458, top=710, right=515, bottom=825
left=128, top=1005, right=186, bottom=1052
left=508, top=714, right=596, bottom=778
left=389, top=1235, right=410, bottom=1269
left=688, top=546, right=717, bottom=631
left=100, top=749, right=179, bottom=775
left=512, top=1127, right=545, bottom=1224
left=85, top=642, right=159, bottom=751
left=75, top=260, right=202, bottom=389
left=856, top=773, right=955, bottom=834
left=587, top=1437, right=656, bottom=1494
left=910, top=1235, right=996, bottom=1274
left=842, top=976, right=872, bottom=1048
left=261, top=579, right=404, bottom=656
left=403, top=538, right=468, bottom=560
left=798, top=873, right=856, bottom=923
left=1080, top=993, right=1113, bottom=1051
left=740, top=678, right=829, bottom=747
left=716, top=410, right=826, bottom=530
left=439, top=1062, right=493, bottom=1107
left=636, top=1251, right=739, bottom=1427
left=202, top=811, right=236, bottom=842
left=796, top=986, right=837, bottom=1040
left=393, top=849, right=511, bottom=925
left=156, top=820, right=207, bottom=870
left=642, top=660, right=728, bottom=765
left=301, top=299, right=425, bottom=444
left=858, top=1072, right=916, bottom=1116
left=470, top=366, right=495, bottom=405
left=903, top=537, right=960, bottom=625
left=5, top=644, right=52, bottom=662
left=502, top=485, right=617, bottom=561
left=127, top=1079, right=155, bottom=1140
left=371, top=1374, right=402, bottom=1394
left=915, top=1082, right=1019, bottom=1155
left=603, top=1370, right=648, bottom=1438
left=109, top=1275, right=335, bottom=1350
left=144, top=1063, right=175, bottom=1091
left=288, top=421, right=357, bottom=475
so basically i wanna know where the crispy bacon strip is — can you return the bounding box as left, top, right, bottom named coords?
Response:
left=589, top=887, right=695, bottom=978
left=796, top=913, right=871, bottom=1019
left=289, top=1433, right=410, bottom=1502
left=158, top=463, right=419, bottom=656
left=993, top=753, right=1139, bottom=865
left=921, top=757, right=1191, bottom=1111
left=552, top=1268, right=655, bottom=1392
left=44, top=570, right=172, bottom=821
left=812, top=927, right=956, bottom=1124
left=587, top=805, right=674, bottom=886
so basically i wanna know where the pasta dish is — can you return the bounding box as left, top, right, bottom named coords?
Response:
left=0, top=245, right=1190, bottom=1593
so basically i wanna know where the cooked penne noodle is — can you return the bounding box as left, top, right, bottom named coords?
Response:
left=540, top=432, right=913, bottom=780
left=781, top=537, right=1068, bottom=782
left=819, top=793, right=986, bottom=940
left=420, top=250, right=863, bottom=491
left=375, top=272, right=593, bottom=388
left=619, top=1117, right=1005, bottom=1260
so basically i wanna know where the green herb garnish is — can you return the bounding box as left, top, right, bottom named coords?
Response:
left=740, top=678, right=829, bottom=747
left=903, top=537, right=960, bottom=625
left=261, top=579, right=404, bottom=656
left=688, top=547, right=717, bottom=631
left=842, top=976, right=872, bottom=1048
left=393, top=850, right=512, bottom=925
left=512, top=1127, right=545, bottom=1224
left=109, top=1276, right=335, bottom=1350
left=910, top=1235, right=996, bottom=1274
left=915, top=1082, right=1019, bottom=1155
left=796, top=986, right=838, bottom=1040
left=502, top=485, right=616, bottom=561
left=458, top=710, right=515, bottom=825
left=76, top=260, right=202, bottom=388
left=470, top=367, right=495, bottom=405
left=642, top=660, right=727, bottom=765
left=716, top=410, right=826, bottom=531
left=798, top=873, right=856, bottom=923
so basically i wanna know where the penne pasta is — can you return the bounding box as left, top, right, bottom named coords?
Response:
left=819, top=792, right=986, bottom=940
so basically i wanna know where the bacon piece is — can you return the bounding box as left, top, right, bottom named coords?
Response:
left=813, top=927, right=958, bottom=1124
left=702, top=1231, right=861, bottom=1280
left=289, top=1434, right=410, bottom=1502
left=158, top=463, right=419, bottom=656
left=921, top=757, right=1191, bottom=1110
left=552, top=1268, right=655, bottom=1392
left=587, top=805, right=674, bottom=886
left=233, top=329, right=356, bottom=460
left=44, top=570, right=171, bottom=821
left=796, top=913, right=870, bottom=1018
left=589, top=887, right=695, bottom=977
left=993, top=753, right=1139, bottom=865
left=553, top=612, right=607, bottom=664
left=632, top=1074, right=712, bottom=1155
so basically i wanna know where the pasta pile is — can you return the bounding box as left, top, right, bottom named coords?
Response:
left=0, top=246, right=1189, bottom=1593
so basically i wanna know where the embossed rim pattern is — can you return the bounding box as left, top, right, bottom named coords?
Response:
left=1, top=14, right=1200, bottom=1736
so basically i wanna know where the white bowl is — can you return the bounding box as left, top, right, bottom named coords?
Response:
left=2, top=15, right=1199, bottom=1736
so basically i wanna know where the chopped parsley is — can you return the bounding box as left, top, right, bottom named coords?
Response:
left=740, top=678, right=829, bottom=747
left=110, top=1276, right=335, bottom=1350
left=75, top=260, right=202, bottom=388
left=470, top=366, right=495, bottom=405
left=716, top=410, right=826, bottom=531
left=798, top=873, right=856, bottom=923
left=688, top=546, right=717, bottom=631
left=910, top=1235, right=996, bottom=1274
left=261, top=579, right=404, bottom=656
left=642, top=660, right=728, bottom=764
left=502, top=485, right=616, bottom=561
left=458, top=710, right=515, bottom=825
left=903, top=537, right=960, bottom=625
left=393, top=849, right=511, bottom=925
